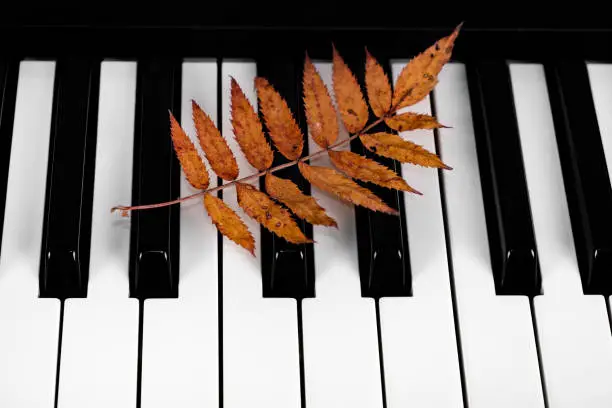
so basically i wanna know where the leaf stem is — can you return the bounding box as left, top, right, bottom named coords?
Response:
left=111, top=113, right=390, bottom=215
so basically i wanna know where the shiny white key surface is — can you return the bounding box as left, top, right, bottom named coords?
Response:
left=302, top=62, right=383, bottom=408
left=222, top=61, right=301, bottom=408
left=57, top=61, right=139, bottom=408
left=587, top=63, right=612, bottom=328
left=141, top=60, right=220, bottom=408
left=378, top=61, right=463, bottom=408
left=0, top=61, right=61, bottom=408
left=435, top=63, right=545, bottom=408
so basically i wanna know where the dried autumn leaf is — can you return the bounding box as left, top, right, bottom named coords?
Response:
left=303, top=54, right=338, bottom=148
left=255, top=77, right=304, bottom=160
left=236, top=182, right=313, bottom=244
left=360, top=132, right=451, bottom=169
left=265, top=173, right=337, bottom=227
left=385, top=112, right=448, bottom=132
left=230, top=77, right=274, bottom=171
left=192, top=99, right=239, bottom=181
left=332, top=45, right=369, bottom=133
left=392, top=23, right=462, bottom=110
left=204, top=193, right=255, bottom=256
left=328, top=150, right=421, bottom=194
left=364, top=48, right=392, bottom=118
left=298, top=162, right=398, bottom=215
left=169, top=111, right=209, bottom=190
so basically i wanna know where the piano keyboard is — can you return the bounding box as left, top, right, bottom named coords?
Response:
left=3, top=48, right=612, bottom=408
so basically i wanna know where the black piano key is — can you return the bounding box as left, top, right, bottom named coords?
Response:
left=39, top=58, right=101, bottom=299
left=256, top=57, right=315, bottom=299
left=338, top=45, right=412, bottom=298
left=129, top=59, right=181, bottom=299
left=465, top=60, right=541, bottom=296
left=544, top=61, right=612, bottom=295
left=0, top=60, right=19, bottom=252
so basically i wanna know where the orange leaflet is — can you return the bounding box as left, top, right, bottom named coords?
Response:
left=392, top=23, right=462, bottom=110
left=169, top=111, right=210, bottom=190
left=204, top=193, right=255, bottom=256
left=303, top=54, right=338, bottom=148
left=332, top=45, right=369, bottom=134
left=230, top=77, right=274, bottom=171
left=236, top=182, right=313, bottom=244
left=385, top=112, right=448, bottom=132
left=265, top=173, right=337, bottom=227
left=360, top=132, right=451, bottom=169
left=365, top=48, right=392, bottom=118
left=328, top=150, right=421, bottom=194
left=298, top=162, right=399, bottom=215
left=255, top=77, right=304, bottom=160
left=192, top=99, right=239, bottom=181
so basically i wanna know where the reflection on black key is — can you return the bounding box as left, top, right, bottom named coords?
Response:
left=466, top=60, right=541, bottom=296
left=0, top=60, right=19, bottom=252
left=39, top=58, right=101, bottom=299
left=256, top=57, right=315, bottom=299
left=544, top=61, right=612, bottom=295
left=338, top=45, right=411, bottom=298
left=129, top=59, right=181, bottom=299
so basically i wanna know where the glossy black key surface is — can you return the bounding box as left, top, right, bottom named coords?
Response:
left=544, top=61, right=612, bottom=295
left=336, top=44, right=412, bottom=298
left=129, top=59, right=181, bottom=299
left=256, top=57, right=315, bottom=299
left=465, top=60, right=541, bottom=296
left=38, top=58, right=101, bottom=299
left=0, top=60, right=19, bottom=252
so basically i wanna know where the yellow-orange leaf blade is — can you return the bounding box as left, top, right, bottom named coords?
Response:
left=328, top=150, right=421, bottom=194
left=192, top=100, right=239, bottom=181
left=392, top=23, right=462, bottom=110
left=365, top=48, right=392, bottom=118
left=204, top=193, right=255, bottom=256
left=332, top=46, right=369, bottom=134
left=360, top=132, right=451, bottom=169
left=230, top=77, right=274, bottom=171
left=265, top=173, right=337, bottom=227
left=384, top=112, right=447, bottom=132
left=298, top=162, right=398, bottom=215
left=236, top=182, right=312, bottom=244
left=255, top=77, right=304, bottom=160
left=303, top=54, right=338, bottom=148
left=169, top=111, right=209, bottom=190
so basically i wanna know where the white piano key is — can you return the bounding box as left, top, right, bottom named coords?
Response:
left=509, top=61, right=612, bottom=408
left=0, top=61, right=61, bottom=408
left=435, top=62, right=545, bottom=408
left=378, top=61, right=463, bottom=408
left=301, top=62, right=383, bottom=408
left=221, top=61, right=301, bottom=408
left=140, top=60, right=219, bottom=408
left=57, top=61, right=139, bottom=408
left=586, top=63, right=612, bottom=327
